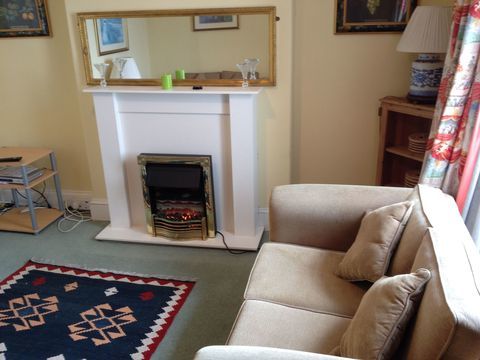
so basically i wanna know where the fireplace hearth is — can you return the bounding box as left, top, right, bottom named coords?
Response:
left=138, top=154, right=216, bottom=240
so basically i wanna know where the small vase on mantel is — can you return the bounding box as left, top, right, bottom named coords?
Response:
left=245, top=58, right=260, bottom=80
left=94, top=63, right=110, bottom=87
left=236, top=62, right=250, bottom=88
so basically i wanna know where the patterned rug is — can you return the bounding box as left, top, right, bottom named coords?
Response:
left=0, top=260, right=195, bottom=359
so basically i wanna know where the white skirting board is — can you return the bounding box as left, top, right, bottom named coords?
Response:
left=89, top=198, right=109, bottom=221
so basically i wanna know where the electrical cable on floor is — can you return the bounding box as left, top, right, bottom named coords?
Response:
left=57, top=203, right=92, bottom=233
left=217, top=230, right=248, bottom=255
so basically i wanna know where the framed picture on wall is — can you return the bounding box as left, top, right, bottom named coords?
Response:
left=335, top=0, right=417, bottom=34
left=193, top=15, right=239, bottom=31
left=0, top=0, right=51, bottom=37
left=95, top=18, right=129, bottom=55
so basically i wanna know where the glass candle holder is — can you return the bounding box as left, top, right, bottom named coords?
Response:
left=113, top=58, right=128, bottom=79
left=245, top=58, right=260, bottom=80
left=236, top=62, right=250, bottom=88
left=94, top=63, right=110, bottom=87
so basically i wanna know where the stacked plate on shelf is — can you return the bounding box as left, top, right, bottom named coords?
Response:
left=404, top=169, right=420, bottom=188
left=408, top=133, right=428, bottom=154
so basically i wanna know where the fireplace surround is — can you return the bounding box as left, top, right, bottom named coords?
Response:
left=85, top=86, right=263, bottom=250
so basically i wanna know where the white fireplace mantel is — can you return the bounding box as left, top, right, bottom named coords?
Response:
left=84, top=86, right=264, bottom=251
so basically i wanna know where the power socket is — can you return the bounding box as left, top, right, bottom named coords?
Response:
left=67, top=200, right=90, bottom=211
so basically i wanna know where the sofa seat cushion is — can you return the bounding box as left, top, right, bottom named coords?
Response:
left=244, top=242, right=368, bottom=317
left=227, top=300, right=350, bottom=354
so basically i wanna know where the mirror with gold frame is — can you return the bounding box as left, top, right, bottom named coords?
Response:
left=77, top=7, right=277, bottom=87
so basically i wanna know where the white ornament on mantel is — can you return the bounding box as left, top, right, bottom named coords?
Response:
left=84, top=86, right=264, bottom=251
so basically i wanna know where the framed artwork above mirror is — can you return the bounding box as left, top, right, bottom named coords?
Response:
left=77, top=7, right=277, bottom=87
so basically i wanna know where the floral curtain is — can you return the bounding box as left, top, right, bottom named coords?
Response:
left=420, top=0, right=480, bottom=196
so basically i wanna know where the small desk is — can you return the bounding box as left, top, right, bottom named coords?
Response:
left=0, top=147, right=64, bottom=234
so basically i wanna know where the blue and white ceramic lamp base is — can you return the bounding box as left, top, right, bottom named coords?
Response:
left=407, top=54, right=444, bottom=104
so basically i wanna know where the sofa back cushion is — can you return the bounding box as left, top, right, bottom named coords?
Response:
left=338, top=268, right=431, bottom=359
left=336, top=201, right=413, bottom=282
left=398, top=228, right=480, bottom=359
left=389, top=186, right=431, bottom=276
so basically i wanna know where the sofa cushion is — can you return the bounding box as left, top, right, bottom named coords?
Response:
left=336, top=201, right=413, bottom=282
left=389, top=185, right=431, bottom=275
left=227, top=300, right=350, bottom=354
left=244, top=242, right=368, bottom=317
left=338, top=268, right=431, bottom=359
left=195, top=346, right=350, bottom=360
left=399, top=227, right=480, bottom=359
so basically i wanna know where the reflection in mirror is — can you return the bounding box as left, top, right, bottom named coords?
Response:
left=77, top=7, right=276, bottom=86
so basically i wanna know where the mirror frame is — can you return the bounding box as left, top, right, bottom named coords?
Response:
left=77, top=7, right=277, bottom=87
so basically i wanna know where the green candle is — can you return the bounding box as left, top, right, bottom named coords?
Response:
left=161, top=74, right=172, bottom=90
left=175, top=69, right=186, bottom=80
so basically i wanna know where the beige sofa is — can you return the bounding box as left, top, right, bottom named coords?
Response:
left=195, top=184, right=480, bottom=359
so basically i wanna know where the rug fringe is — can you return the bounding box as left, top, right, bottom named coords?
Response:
left=29, top=257, right=198, bottom=282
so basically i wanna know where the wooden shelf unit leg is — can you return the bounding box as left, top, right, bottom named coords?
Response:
left=25, top=188, right=38, bottom=231
left=49, top=152, right=65, bottom=212
left=11, top=189, right=19, bottom=207
left=20, top=165, right=38, bottom=231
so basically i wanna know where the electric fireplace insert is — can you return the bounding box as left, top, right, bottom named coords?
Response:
left=137, top=154, right=216, bottom=240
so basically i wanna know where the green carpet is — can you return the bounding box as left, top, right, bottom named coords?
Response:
left=0, top=220, right=264, bottom=360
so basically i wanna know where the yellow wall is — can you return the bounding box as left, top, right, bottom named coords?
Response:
left=0, top=0, right=452, bottom=208
left=0, top=0, right=91, bottom=191
left=292, top=0, right=453, bottom=184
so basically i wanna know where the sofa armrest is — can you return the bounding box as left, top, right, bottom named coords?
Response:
left=269, top=184, right=411, bottom=251
left=194, top=346, right=352, bottom=360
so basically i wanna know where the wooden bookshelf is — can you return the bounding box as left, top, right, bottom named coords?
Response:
left=385, top=146, right=425, bottom=162
left=376, top=97, right=434, bottom=187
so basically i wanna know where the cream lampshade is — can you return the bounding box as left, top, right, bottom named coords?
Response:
left=397, top=6, right=452, bottom=104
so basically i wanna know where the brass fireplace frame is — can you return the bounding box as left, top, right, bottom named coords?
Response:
left=138, top=154, right=216, bottom=240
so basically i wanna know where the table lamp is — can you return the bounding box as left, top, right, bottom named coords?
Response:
left=397, top=6, right=452, bottom=104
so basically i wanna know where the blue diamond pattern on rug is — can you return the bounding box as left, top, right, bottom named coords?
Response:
left=0, top=261, right=195, bottom=359
left=69, top=303, right=136, bottom=346
left=0, top=293, right=59, bottom=331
